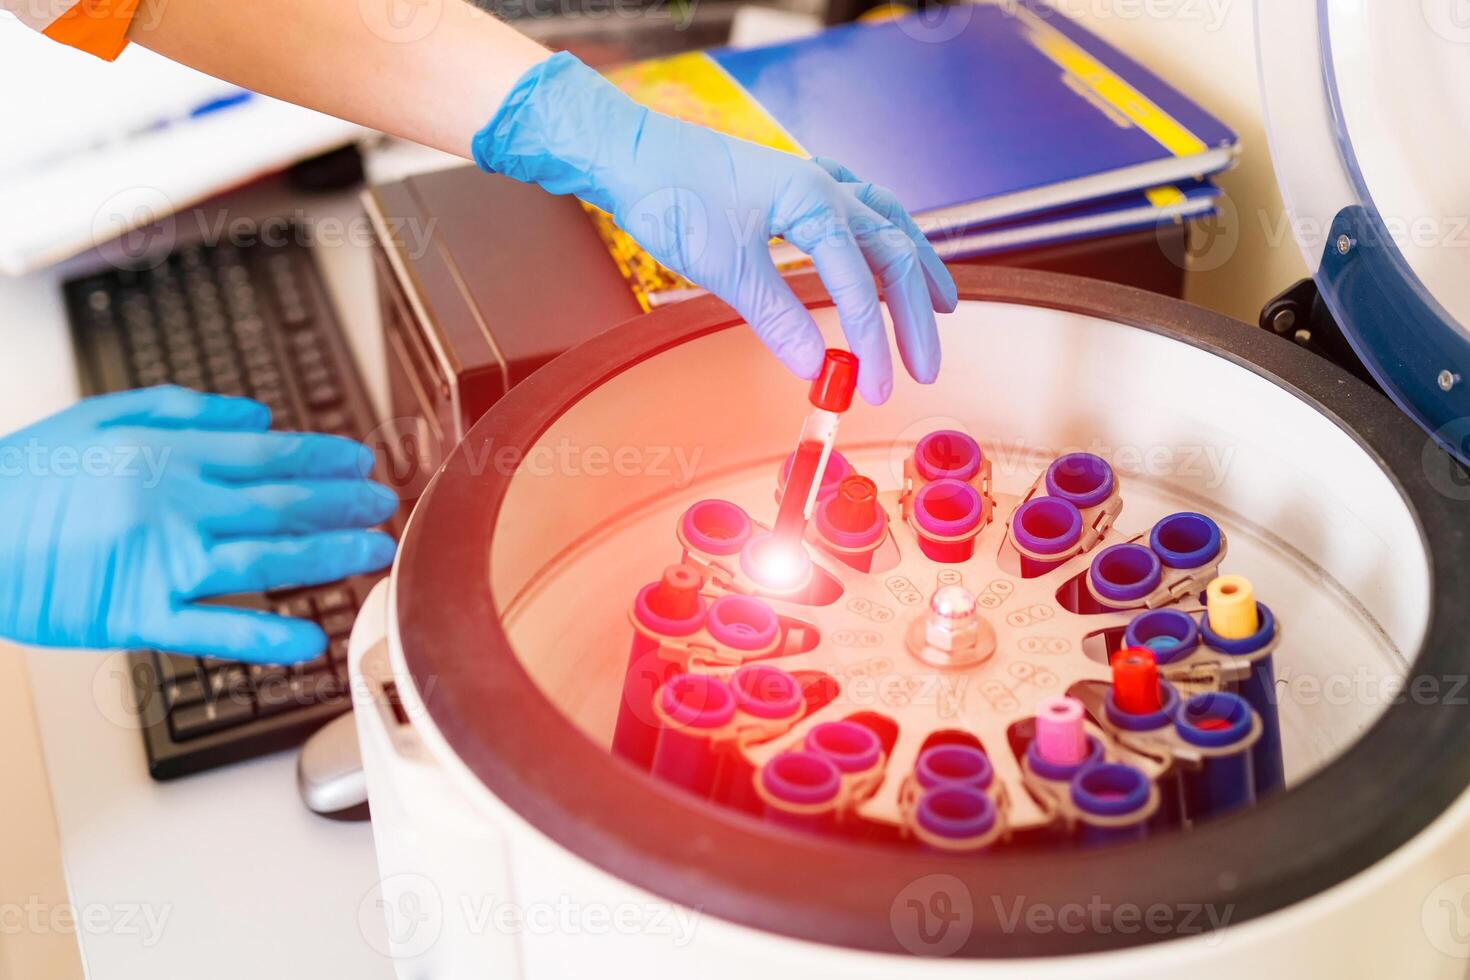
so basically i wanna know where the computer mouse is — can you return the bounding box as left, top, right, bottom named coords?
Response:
left=297, top=712, right=369, bottom=821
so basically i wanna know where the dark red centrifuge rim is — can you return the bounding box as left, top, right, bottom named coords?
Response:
left=394, top=267, right=1470, bottom=957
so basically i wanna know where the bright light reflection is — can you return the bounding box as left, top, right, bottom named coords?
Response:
left=748, top=535, right=810, bottom=588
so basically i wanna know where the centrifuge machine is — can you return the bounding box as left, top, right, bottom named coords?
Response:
left=340, top=2, right=1470, bottom=975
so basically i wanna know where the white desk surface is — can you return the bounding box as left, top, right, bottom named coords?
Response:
left=0, top=145, right=460, bottom=978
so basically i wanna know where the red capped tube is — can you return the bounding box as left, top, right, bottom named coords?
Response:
left=828, top=475, right=879, bottom=532
left=773, top=350, right=859, bottom=549
left=1112, top=647, right=1162, bottom=715
left=809, top=349, right=858, bottom=412
left=613, top=565, right=708, bottom=769
left=648, top=563, right=703, bottom=620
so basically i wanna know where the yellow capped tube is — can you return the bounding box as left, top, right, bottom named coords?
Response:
left=1206, top=575, right=1258, bottom=639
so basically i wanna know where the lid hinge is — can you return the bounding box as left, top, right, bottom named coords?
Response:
left=1258, top=277, right=1383, bottom=394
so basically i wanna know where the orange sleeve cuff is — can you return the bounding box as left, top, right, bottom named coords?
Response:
left=42, top=0, right=143, bottom=62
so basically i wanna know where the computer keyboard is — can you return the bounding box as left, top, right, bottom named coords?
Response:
left=64, top=228, right=390, bottom=779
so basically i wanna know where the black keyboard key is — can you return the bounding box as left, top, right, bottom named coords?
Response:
left=248, top=662, right=288, bottom=685
left=315, top=586, right=354, bottom=613
left=135, top=364, right=168, bottom=386
left=254, top=386, right=289, bottom=415
left=169, top=346, right=202, bottom=369
left=208, top=665, right=253, bottom=705
left=131, top=344, right=164, bottom=372
left=276, top=596, right=315, bottom=620
left=259, top=671, right=340, bottom=715
left=165, top=675, right=206, bottom=707
left=206, top=348, right=238, bottom=373
left=319, top=609, right=357, bottom=639
left=169, top=698, right=254, bottom=740
left=298, top=361, right=331, bottom=387
left=294, top=671, right=346, bottom=706
left=280, top=299, right=312, bottom=328
left=83, top=317, right=133, bottom=392
left=211, top=367, right=244, bottom=392
left=197, top=311, right=228, bottom=336
left=294, top=346, right=327, bottom=374
left=253, top=672, right=298, bottom=717
left=295, top=649, right=332, bottom=673
left=305, top=381, right=343, bottom=410
left=156, top=653, right=201, bottom=684
left=288, top=330, right=322, bottom=354
left=129, top=323, right=160, bottom=348
left=242, top=346, right=277, bottom=373
left=309, top=407, right=348, bottom=433
left=249, top=365, right=282, bottom=390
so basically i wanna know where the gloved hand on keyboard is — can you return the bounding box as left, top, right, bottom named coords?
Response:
left=0, top=387, right=397, bottom=662
left=471, top=51, right=958, bottom=405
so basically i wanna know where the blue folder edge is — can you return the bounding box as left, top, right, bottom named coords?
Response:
left=709, top=4, right=1237, bottom=218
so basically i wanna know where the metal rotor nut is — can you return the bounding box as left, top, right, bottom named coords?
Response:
left=924, top=586, right=980, bottom=652
left=907, top=585, right=997, bottom=670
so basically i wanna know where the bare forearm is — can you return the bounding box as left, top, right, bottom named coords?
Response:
left=128, top=0, right=549, bottom=158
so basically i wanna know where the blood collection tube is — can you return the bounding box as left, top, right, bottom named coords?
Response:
left=715, top=665, right=805, bottom=811
left=650, top=673, right=736, bottom=797
left=914, top=785, right=1000, bottom=852
left=1033, top=696, right=1087, bottom=768
left=915, top=743, right=994, bottom=793
left=612, top=565, right=706, bottom=768
left=813, top=475, right=888, bottom=570
left=1010, top=496, right=1083, bottom=577
left=759, top=751, right=844, bottom=833
left=1205, top=573, right=1259, bottom=637
left=1026, top=696, right=1105, bottom=788
left=1200, top=576, right=1284, bottom=796
left=1174, top=691, right=1258, bottom=821
left=1123, top=608, right=1201, bottom=665
left=772, top=350, right=859, bottom=547
left=1149, top=512, right=1222, bottom=570
left=1087, top=543, right=1163, bottom=609
left=1105, top=648, right=1178, bottom=730
left=680, top=499, right=754, bottom=557
left=911, top=478, right=986, bottom=562
left=1104, top=648, right=1185, bottom=829
left=1069, top=762, right=1155, bottom=846
left=912, top=429, right=984, bottom=484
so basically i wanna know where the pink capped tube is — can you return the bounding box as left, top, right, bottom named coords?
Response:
left=1034, top=696, right=1088, bottom=768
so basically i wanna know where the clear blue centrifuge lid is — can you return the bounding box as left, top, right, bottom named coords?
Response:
left=1257, top=0, right=1470, bottom=465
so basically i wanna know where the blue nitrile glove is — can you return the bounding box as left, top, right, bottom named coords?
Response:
left=471, top=52, right=958, bottom=405
left=0, top=387, right=398, bottom=663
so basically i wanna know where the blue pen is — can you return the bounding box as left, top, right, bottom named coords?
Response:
left=2, top=89, right=259, bottom=179
left=146, top=91, right=255, bottom=134
left=188, top=90, right=255, bottom=119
